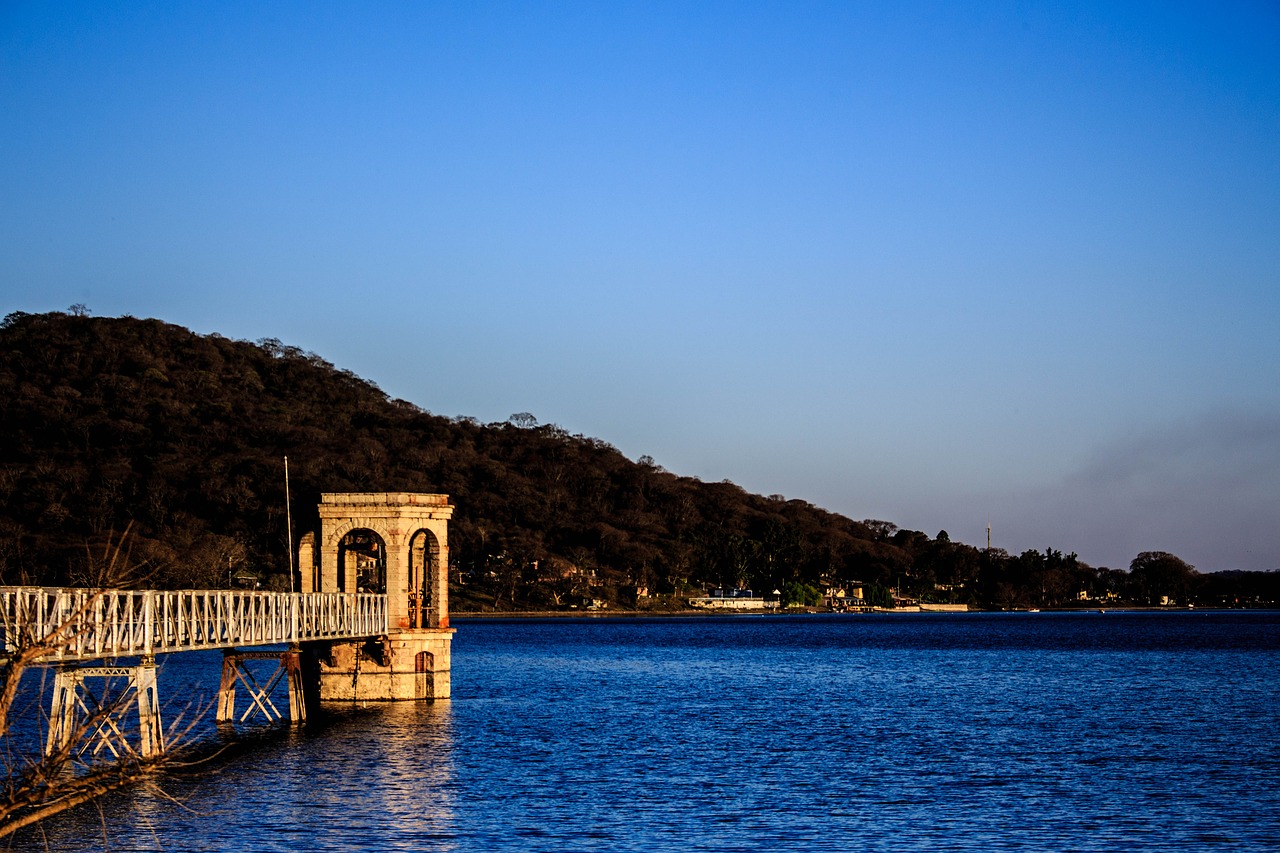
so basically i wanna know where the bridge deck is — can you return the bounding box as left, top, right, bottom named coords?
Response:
left=0, top=587, right=387, bottom=662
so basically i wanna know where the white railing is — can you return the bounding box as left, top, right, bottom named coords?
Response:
left=0, top=588, right=387, bottom=661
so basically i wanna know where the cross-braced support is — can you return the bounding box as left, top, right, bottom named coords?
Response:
left=216, top=647, right=306, bottom=726
left=45, top=656, right=165, bottom=759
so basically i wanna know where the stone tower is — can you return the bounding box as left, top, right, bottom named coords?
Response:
left=303, top=492, right=455, bottom=700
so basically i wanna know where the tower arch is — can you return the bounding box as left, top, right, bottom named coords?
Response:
left=407, top=528, right=445, bottom=629
left=339, top=528, right=386, bottom=593
left=314, top=493, right=454, bottom=629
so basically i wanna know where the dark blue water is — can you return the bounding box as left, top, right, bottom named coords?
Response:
left=10, top=612, right=1280, bottom=852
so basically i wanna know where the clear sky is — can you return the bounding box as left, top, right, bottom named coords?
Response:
left=3, top=1, right=1278, bottom=572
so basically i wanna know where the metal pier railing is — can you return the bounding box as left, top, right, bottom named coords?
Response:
left=0, top=587, right=388, bottom=661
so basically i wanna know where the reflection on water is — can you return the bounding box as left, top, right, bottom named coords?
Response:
left=376, top=702, right=457, bottom=825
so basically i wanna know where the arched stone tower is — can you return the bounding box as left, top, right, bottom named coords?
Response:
left=304, top=493, right=456, bottom=701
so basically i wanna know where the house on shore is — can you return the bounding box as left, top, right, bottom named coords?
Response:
left=688, top=588, right=777, bottom=610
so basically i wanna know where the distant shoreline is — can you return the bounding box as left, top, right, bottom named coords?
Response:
left=449, top=605, right=1252, bottom=620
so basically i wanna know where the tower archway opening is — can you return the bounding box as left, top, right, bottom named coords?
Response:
left=408, top=529, right=442, bottom=628
left=339, top=529, right=386, bottom=594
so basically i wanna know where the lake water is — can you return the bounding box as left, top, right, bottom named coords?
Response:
left=10, top=611, right=1280, bottom=852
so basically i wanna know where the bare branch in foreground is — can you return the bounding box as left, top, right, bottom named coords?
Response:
left=0, top=527, right=202, bottom=839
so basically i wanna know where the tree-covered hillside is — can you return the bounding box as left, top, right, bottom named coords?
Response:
left=0, top=311, right=1273, bottom=609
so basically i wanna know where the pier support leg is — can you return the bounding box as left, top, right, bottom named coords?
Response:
left=283, top=647, right=306, bottom=723
left=216, top=649, right=307, bottom=727
left=43, top=662, right=164, bottom=759
left=217, top=649, right=238, bottom=723
left=45, top=665, right=78, bottom=757
left=135, top=656, right=163, bottom=758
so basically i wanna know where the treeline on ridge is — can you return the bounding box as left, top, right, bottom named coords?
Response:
left=0, top=310, right=1274, bottom=610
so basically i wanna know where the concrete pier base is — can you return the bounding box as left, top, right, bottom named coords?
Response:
left=309, top=628, right=455, bottom=701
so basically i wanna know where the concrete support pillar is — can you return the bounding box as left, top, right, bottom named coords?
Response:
left=283, top=647, right=306, bottom=722
left=427, top=544, right=450, bottom=628
left=217, top=650, right=238, bottom=722
left=45, top=665, right=78, bottom=757
left=298, top=532, right=317, bottom=592
left=384, top=541, right=409, bottom=629
left=135, top=656, right=163, bottom=758
left=319, top=544, right=342, bottom=592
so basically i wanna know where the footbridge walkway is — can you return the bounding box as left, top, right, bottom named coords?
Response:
left=0, top=587, right=387, bottom=662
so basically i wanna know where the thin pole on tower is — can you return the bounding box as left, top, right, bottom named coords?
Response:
left=285, top=456, right=295, bottom=592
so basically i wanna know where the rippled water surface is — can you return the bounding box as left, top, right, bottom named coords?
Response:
left=12, top=612, right=1280, bottom=852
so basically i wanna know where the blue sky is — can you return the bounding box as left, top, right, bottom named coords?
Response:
left=3, top=1, right=1278, bottom=571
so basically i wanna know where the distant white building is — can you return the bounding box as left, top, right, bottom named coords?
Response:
left=688, top=588, right=775, bottom=610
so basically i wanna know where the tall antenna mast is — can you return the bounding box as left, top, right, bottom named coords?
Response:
left=987, top=518, right=991, bottom=551
left=285, top=456, right=295, bottom=592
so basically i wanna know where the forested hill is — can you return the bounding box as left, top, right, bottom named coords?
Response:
left=1, top=310, right=1272, bottom=610
left=0, top=310, right=913, bottom=605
